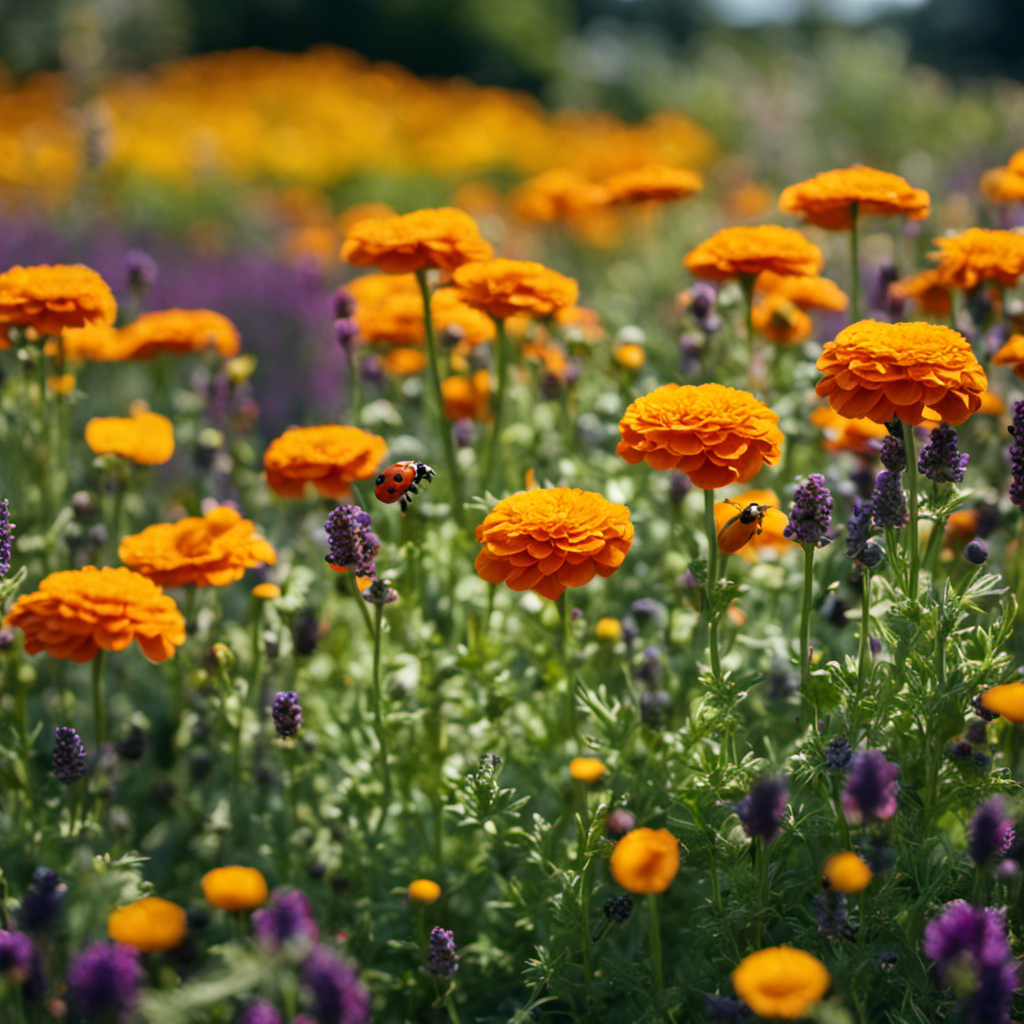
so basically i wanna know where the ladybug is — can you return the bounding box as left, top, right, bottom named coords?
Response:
left=374, top=461, right=435, bottom=513
left=717, top=501, right=772, bottom=554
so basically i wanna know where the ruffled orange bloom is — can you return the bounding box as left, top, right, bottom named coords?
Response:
left=980, top=167, right=1024, bottom=204
left=609, top=827, right=679, bottom=894
left=264, top=424, right=387, bottom=498
left=0, top=264, right=116, bottom=336
left=683, top=226, right=823, bottom=281
left=613, top=342, right=646, bottom=369
left=979, top=682, right=1024, bottom=724
left=48, top=374, right=75, bottom=396
left=1009, top=150, right=1024, bottom=176
left=992, top=333, right=1024, bottom=379
left=120, top=309, right=241, bottom=360
left=618, top=383, right=784, bottom=489
left=778, top=165, right=930, bottom=230
left=522, top=339, right=569, bottom=380
left=57, top=323, right=135, bottom=362
left=822, top=852, right=872, bottom=894
left=809, top=405, right=888, bottom=454
left=201, top=866, right=268, bottom=911
left=453, top=259, right=578, bottom=320
left=755, top=271, right=848, bottom=311
left=85, top=410, right=175, bottom=465
left=340, top=207, right=493, bottom=274
left=601, top=163, right=702, bottom=205
left=751, top=294, right=813, bottom=346
left=714, top=489, right=793, bottom=562
left=978, top=389, right=1006, bottom=416
left=119, top=506, right=277, bottom=588
left=555, top=305, right=605, bottom=344
left=732, top=947, right=830, bottom=1020
left=815, top=320, right=987, bottom=425
left=475, top=487, right=633, bottom=601
left=510, top=169, right=607, bottom=223
left=929, top=228, right=1024, bottom=290
left=108, top=897, right=187, bottom=952
left=441, top=370, right=491, bottom=421
left=4, top=566, right=186, bottom=663
left=889, top=269, right=951, bottom=318
left=383, top=347, right=427, bottom=376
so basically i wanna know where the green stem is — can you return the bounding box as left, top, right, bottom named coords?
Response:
left=442, top=988, right=462, bottom=1024
left=580, top=854, right=594, bottom=1006
left=91, top=649, right=107, bottom=749
left=703, top=489, right=721, bottom=684
left=902, top=420, right=920, bottom=601
left=348, top=571, right=376, bottom=640
left=647, top=892, right=664, bottom=1003
left=37, top=344, right=54, bottom=537
left=853, top=570, right=871, bottom=736
left=849, top=202, right=860, bottom=322
left=482, top=317, right=510, bottom=494
left=249, top=599, right=264, bottom=710
left=416, top=270, right=465, bottom=528
left=371, top=601, right=392, bottom=837
left=559, top=590, right=577, bottom=741
left=799, top=544, right=815, bottom=720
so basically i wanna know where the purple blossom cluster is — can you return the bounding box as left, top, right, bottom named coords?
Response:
left=842, top=750, right=899, bottom=824
left=427, top=926, right=459, bottom=979
left=1009, top=400, right=1024, bottom=508
left=324, top=506, right=379, bottom=577
left=968, top=797, right=1014, bottom=867
left=735, top=776, right=788, bottom=845
left=272, top=692, right=303, bottom=739
left=0, top=498, right=11, bottom=580
left=918, top=423, right=969, bottom=484
left=783, top=474, right=833, bottom=547
left=872, top=470, right=909, bottom=530
left=53, top=727, right=86, bottom=785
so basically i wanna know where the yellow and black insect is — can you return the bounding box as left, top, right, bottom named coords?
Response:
left=716, top=501, right=773, bottom=555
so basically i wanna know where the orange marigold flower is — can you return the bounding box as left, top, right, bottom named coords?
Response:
left=3, top=566, right=185, bottom=663
left=732, top=947, right=830, bottom=1020
left=85, top=410, right=175, bottom=466
left=510, top=169, right=607, bottom=223
left=889, top=269, right=951, bottom=318
left=714, top=489, right=793, bottom=561
left=613, top=342, right=646, bottom=369
left=755, top=270, right=848, bottom=311
left=118, top=505, right=277, bottom=588
left=201, top=866, right=268, bottom=911
left=683, top=225, right=823, bottom=281
left=441, top=370, right=491, bottom=422
left=618, top=383, right=784, bottom=489
left=980, top=167, right=1024, bottom=204
left=452, top=259, right=578, bottom=320
left=555, top=304, right=605, bottom=344
left=569, top=756, right=607, bottom=783
left=407, top=879, right=442, bottom=906
left=57, top=324, right=135, bottom=362
left=340, top=207, right=493, bottom=275
left=474, top=487, right=633, bottom=601
left=383, top=347, right=427, bottom=376
left=601, top=163, right=703, bottom=205
left=108, top=897, right=187, bottom=952
left=48, top=374, right=75, bottom=396
left=991, top=333, right=1024, bottom=379
left=1009, top=150, right=1024, bottom=176
left=251, top=582, right=282, bottom=600
left=522, top=339, right=569, bottom=380
left=809, top=405, right=888, bottom=454
left=0, top=264, right=117, bottom=336
left=979, top=682, right=1024, bottom=724
left=609, top=827, right=679, bottom=894
left=264, top=424, right=387, bottom=499
left=823, top=851, right=872, bottom=893
left=120, top=309, right=241, bottom=360
left=815, top=320, right=987, bottom=425
left=929, top=228, right=1024, bottom=290
left=751, top=294, right=813, bottom=346
left=778, top=165, right=930, bottom=230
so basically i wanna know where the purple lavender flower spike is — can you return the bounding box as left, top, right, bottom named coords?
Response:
left=871, top=471, right=908, bottom=529
left=0, top=499, right=12, bottom=580
left=53, top=727, right=86, bottom=785
left=735, top=776, right=788, bottom=845
left=272, top=692, right=303, bottom=739
left=67, top=942, right=142, bottom=1020
left=783, top=474, right=832, bottom=547
left=324, top=506, right=379, bottom=577
left=0, top=930, right=35, bottom=981
left=968, top=797, right=1014, bottom=867
left=879, top=433, right=906, bottom=473
left=238, top=1000, right=283, bottom=1024
left=918, top=423, right=969, bottom=484
left=845, top=500, right=874, bottom=560
left=18, top=868, right=66, bottom=932
left=1009, top=399, right=1024, bottom=509
left=301, top=946, right=370, bottom=1024
left=253, top=890, right=319, bottom=954
left=842, top=750, right=899, bottom=823
left=427, top=927, right=459, bottom=979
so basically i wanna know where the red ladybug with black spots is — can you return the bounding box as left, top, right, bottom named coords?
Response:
left=374, top=461, right=435, bottom=513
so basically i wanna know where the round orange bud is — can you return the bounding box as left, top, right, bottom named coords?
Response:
left=407, top=879, right=442, bottom=906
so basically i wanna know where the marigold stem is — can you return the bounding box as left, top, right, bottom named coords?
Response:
left=703, top=489, right=722, bottom=684
left=91, top=648, right=107, bottom=750
left=799, top=543, right=816, bottom=721
left=371, top=600, right=392, bottom=837
left=647, top=892, right=664, bottom=1002
left=849, top=201, right=861, bottom=322
left=559, top=590, right=577, bottom=740
left=853, top=568, right=872, bottom=735
left=902, top=420, right=920, bottom=600
left=483, top=316, right=510, bottom=494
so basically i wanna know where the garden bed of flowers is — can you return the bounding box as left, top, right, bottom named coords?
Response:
left=3, top=39, right=1024, bottom=1024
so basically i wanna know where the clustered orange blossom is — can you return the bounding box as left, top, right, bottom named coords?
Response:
left=119, top=309, right=242, bottom=359
left=618, top=383, right=784, bottom=489
left=0, top=264, right=117, bottom=336
left=263, top=424, right=387, bottom=498
left=809, top=405, right=888, bottom=454
left=889, top=268, right=951, bottom=318
left=683, top=226, right=823, bottom=281
left=980, top=150, right=1024, bottom=204
left=929, top=227, right=1024, bottom=290
left=441, top=370, right=491, bottom=421
left=601, top=163, right=702, bottom=205
left=750, top=294, right=813, bottom=345
left=453, top=259, right=578, bottom=320
left=755, top=270, right=848, bottom=311
left=474, top=487, right=633, bottom=601
left=84, top=410, right=176, bottom=465
left=510, top=169, right=607, bottom=222
left=732, top=947, right=831, bottom=1020
left=992, top=333, right=1024, bottom=379
left=609, top=827, right=680, bottom=894
left=108, top=897, right=188, bottom=952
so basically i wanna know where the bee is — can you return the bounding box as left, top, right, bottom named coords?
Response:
left=717, top=501, right=772, bottom=554
left=373, top=461, right=435, bottom=513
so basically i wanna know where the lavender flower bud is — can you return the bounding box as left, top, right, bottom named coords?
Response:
left=668, top=471, right=691, bottom=504
left=124, top=249, right=157, bottom=291
left=0, top=930, right=35, bottom=981
left=292, top=607, right=319, bottom=656
left=324, top=505, right=379, bottom=577
left=630, top=598, right=666, bottom=627
left=253, top=890, right=319, bottom=953
left=918, top=424, right=969, bottom=484
left=427, top=927, right=458, bottom=978
left=605, top=809, right=637, bottom=839
left=964, top=540, right=989, bottom=565
left=452, top=418, right=476, bottom=449
left=842, top=750, right=899, bottom=823
left=0, top=499, right=12, bottom=580
left=602, top=895, right=633, bottom=923
left=68, top=942, right=142, bottom=1019
left=115, top=726, right=146, bottom=761
left=871, top=471, right=908, bottom=529
left=704, top=994, right=752, bottom=1021
left=783, top=474, right=833, bottom=547
left=362, top=578, right=398, bottom=605
left=53, top=727, right=86, bottom=785
left=639, top=689, right=671, bottom=728
left=812, top=889, right=857, bottom=940
left=272, top=692, right=302, bottom=739
left=968, top=797, right=1014, bottom=866
left=0, top=628, right=15, bottom=651
left=735, top=776, right=788, bottom=845
left=238, top=1000, right=283, bottom=1024
left=360, top=353, right=385, bottom=386
left=332, top=286, right=355, bottom=319
left=18, top=869, right=66, bottom=933
left=845, top=500, right=874, bottom=561
left=1009, top=400, right=1024, bottom=509
left=823, top=736, right=853, bottom=771
left=879, top=434, right=906, bottom=472
left=635, top=645, right=663, bottom=685
left=333, top=318, right=358, bottom=352
left=301, top=947, right=370, bottom=1024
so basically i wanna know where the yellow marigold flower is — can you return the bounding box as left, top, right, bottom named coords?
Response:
left=618, top=383, right=784, bottom=490
left=613, top=342, right=646, bottom=369
left=732, top=947, right=830, bottom=1020
left=264, top=425, right=386, bottom=499
left=84, top=410, right=175, bottom=466
left=58, top=323, right=135, bottom=362
left=510, top=169, right=607, bottom=223
left=0, top=264, right=117, bottom=336
left=407, top=879, right=442, bottom=906
left=815, top=320, right=987, bottom=425
left=475, top=488, right=633, bottom=601
left=452, top=259, right=578, bottom=320
left=751, top=294, right=813, bottom=346
left=889, top=268, right=952, bottom=318
left=108, top=897, right=187, bottom=952
left=992, top=334, right=1024, bottom=380
left=569, top=756, right=607, bottom=783
left=601, top=163, right=702, bottom=205
left=979, top=683, right=1024, bottom=724
left=980, top=167, right=1024, bottom=204
left=118, top=505, right=277, bottom=588
left=809, top=405, right=888, bottom=455
left=755, top=270, right=848, bottom=312
left=683, top=226, right=823, bottom=281
left=929, top=228, right=1024, bottom=290
left=823, top=851, right=872, bottom=893
left=441, top=370, right=491, bottom=422
left=1009, top=150, right=1024, bottom=176
left=594, top=617, right=623, bottom=641
left=714, top=490, right=793, bottom=562
left=778, top=165, right=930, bottom=230
left=383, top=347, right=427, bottom=376
left=201, top=866, right=268, bottom=912
left=340, top=207, right=493, bottom=275
left=251, top=582, right=282, bottom=600
left=609, top=827, right=679, bottom=894
left=120, top=309, right=241, bottom=360
left=3, top=566, right=185, bottom=663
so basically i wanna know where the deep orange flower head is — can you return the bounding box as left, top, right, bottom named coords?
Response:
left=683, top=225, right=823, bottom=281
left=264, top=424, right=387, bottom=499
left=929, top=228, right=1024, bottom=290
left=120, top=309, right=241, bottom=360
left=889, top=269, right=951, bottom=318
left=340, top=207, right=493, bottom=274
left=85, top=410, right=175, bottom=465
left=441, top=370, right=491, bottom=422
left=0, top=264, right=116, bottom=336
left=714, top=489, right=793, bottom=562
left=778, top=165, right=930, bottom=230
left=569, top=756, right=607, bottom=783
left=618, top=383, right=784, bottom=489
left=815, top=320, right=987, bottom=425
left=809, top=405, right=888, bottom=454
left=601, top=163, right=703, bottom=205
left=201, top=866, right=268, bottom=912
left=383, top=347, right=428, bottom=376
left=751, top=294, right=813, bottom=346
left=979, top=682, right=1024, bottom=724
left=57, top=324, right=135, bottom=362
left=1010, top=150, right=1024, bottom=176
left=755, top=270, right=848, bottom=312
left=823, top=851, right=872, bottom=894
left=992, top=334, right=1024, bottom=379
left=510, top=169, right=607, bottom=223
left=609, top=827, right=680, bottom=894
left=980, top=167, right=1024, bottom=204
left=554, top=304, right=605, bottom=344
left=613, top=342, right=646, bottom=369
left=118, top=505, right=277, bottom=588
left=453, top=259, right=578, bottom=320
left=732, top=947, right=830, bottom=1020
left=4, top=566, right=185, bottom=663
left=407, top=879, right=442, bottom=906
left=475, top=487, right=633, bottom=601
left=108, top=897, right=187, bottom=952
